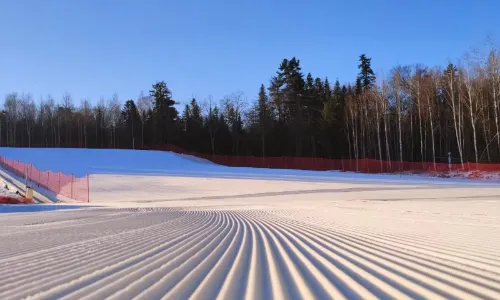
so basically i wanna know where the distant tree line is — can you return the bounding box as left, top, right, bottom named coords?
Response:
left=2, top=46, right=500, bottom=164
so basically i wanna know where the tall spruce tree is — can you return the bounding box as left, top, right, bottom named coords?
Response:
left=122, top=100, right=140, bottom=149
left=357, top=54, right=376, bottom=91
left=257, top=84, right=271, bottom=156
left=280, top=57, right=305, bottom=155
left=149, top=81, right=178, bottom=143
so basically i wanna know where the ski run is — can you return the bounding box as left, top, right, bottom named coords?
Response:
left=0, top=148, right=499, bottom=299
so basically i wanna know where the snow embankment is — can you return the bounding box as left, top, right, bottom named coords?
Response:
left=1, top=147, right=499, bottom=184
left=0, top=148, right=223, bottom=177
left=0, top=179, right=29, bottom=204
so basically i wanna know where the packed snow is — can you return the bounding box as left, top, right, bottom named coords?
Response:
left=0, top=176, right=26, bottom=204
left=0, top=180, right=22, bottom=199
left=0, top=148, right=499, bottom=299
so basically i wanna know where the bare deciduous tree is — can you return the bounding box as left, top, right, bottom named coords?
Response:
left=18, top=93, right=37, bottom=147
left=108, top=93, right=122, bottom=148
left=202, top=95, right=220, bottom=156
left=4, top=93, right=18, bottom=146
left=80, top=99, right=92, bottom=148
left=137, top=91, right=153, bottom=148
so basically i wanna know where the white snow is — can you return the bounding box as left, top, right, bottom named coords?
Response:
left=0, top=181, right=21, bottom=198
left=0, top=148, right=499, bottom=299
left=0, top=177, right=25, bottom=203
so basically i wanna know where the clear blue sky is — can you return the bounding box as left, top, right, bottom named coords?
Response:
left=0, top=0, right=497, bottom=107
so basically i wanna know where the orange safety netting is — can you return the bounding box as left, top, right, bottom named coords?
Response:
left=0, top=156, right=89, bottom=202
left=150, top=144, right=500, bottom=174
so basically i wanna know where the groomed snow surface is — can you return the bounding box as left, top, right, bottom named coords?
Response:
left=0, top=148, right=499, bottom=299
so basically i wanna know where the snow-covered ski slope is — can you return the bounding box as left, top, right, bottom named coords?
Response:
left=0, top=148, right=500, bottom=299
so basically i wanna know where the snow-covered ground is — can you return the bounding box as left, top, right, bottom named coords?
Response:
left=0, top=177, right=26, bottom=204
left=0, top=148, right=499, bottom=299
left=0, top=180, right=21, bottom=199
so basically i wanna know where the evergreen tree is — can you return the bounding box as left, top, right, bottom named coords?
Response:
left=355, top=77, right=363, bottom=95
left=323, top=78, right=332, bottom=102
left=181, top=104, right=191, bottom=132
left=269, top=61, right=286, bottom=123
left=280, top=57, right=305, bottom=155
left=205, top=104, right=221, bottom=155
left=149, top=81, right=178, bottom=144
left=357, top=54, right=376, bottom=91
left=257, top=84, right=271, bottom=156
left=189, top=98, right=203, bottom=126
left=122, top=99, right=140, bottom=149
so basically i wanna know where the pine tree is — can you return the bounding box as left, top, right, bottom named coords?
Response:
left=257, top=84, right=270, bottom=156
left=279, top=57, right=305, bottom=155
left=190, top=98, right=203, bottom=126
left=181, top=104, right=191, bottom=132
left=205, top=104, right=221, bottom=155
left=149, top=81, right=178, bottom=143
left=122, top=100, right=140, bottom=149
left=355, top=77, right=363, bottom=95
left=332, top=80, right=345, bottom=122
left=357, top=54, right=376, bottom=91
left=323, top=78, right=332, bottom=103
left=182, top=98, right=205, bottom=151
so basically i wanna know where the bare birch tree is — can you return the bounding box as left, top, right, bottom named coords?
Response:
left=444, top=64, right=465, bottom=167
left=391, top=67, right=404, bottom=165
left=4, top=93, right=19, bottom=146
left=18, top=93, right=37, bottom=147
left=108, top=93, right=122, bottom=148
left=461, top=55, right=481, bottom=163
left=80, top=99, right=92, bottom=148
left=137, top=92, right=153, bottom=148
left=487, top=49, right=500, bottom=155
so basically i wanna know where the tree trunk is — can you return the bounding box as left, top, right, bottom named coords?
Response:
left=417, top=88, right=424, bottom=162
left=492, top=78, right=500, bottom=155
left=383, top=97, right=391, bottom=170
left=350, top=106, right=358, bottom=170
left=410, top=112, right=414, bottom=161
left=396, top=92, right=403, bottom=166
left=426, top=95, right=436, bottom=169
left=26, top=122, right=31, bottom=148
left=141, top=121, right=144, bottom=149
left=375, top=96, right=383, bottom=170
left=261, top=126, right=265, bottom=157
left=345, top=117, right=352, bottom=160
left=449, top=74, right=464, bottom=167
left=465, top=73, right=479, bottom=163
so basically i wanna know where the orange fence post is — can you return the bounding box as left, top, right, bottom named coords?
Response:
left=87, top=175, right=90, bottom=202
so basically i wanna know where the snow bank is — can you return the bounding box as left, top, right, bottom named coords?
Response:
left=0, top=148, right=498, bottom=186
left=428, top=170, right=500, bottom=180
left=0, top=148, right=224, bottom=177
left=0, top=178, right=28, bottom=204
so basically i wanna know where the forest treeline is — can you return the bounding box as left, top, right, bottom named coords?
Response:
left=2, top=46, right=500, bottom=164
